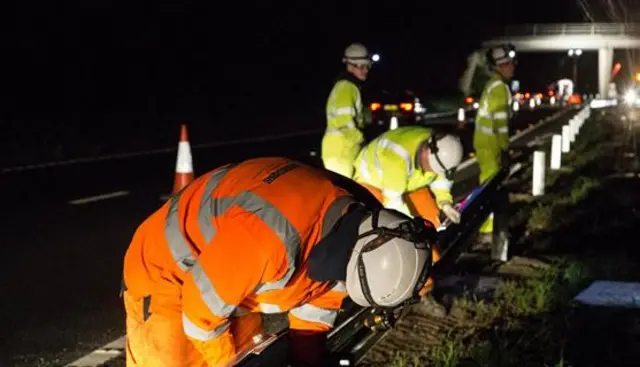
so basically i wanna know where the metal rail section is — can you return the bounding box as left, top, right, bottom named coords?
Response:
left=504, top=23, right=640, bottom=37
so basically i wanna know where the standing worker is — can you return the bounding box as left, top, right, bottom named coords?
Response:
left=473, top=44, right=517, bottom=262
left=321, top=43, right=372, bottom=178
left=352, top=125, right=465, bottom=229
left=121, top=157, right=439, bottom=367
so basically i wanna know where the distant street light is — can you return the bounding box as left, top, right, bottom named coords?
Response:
left=568, top=48, right=583, bottom=57
left=567, top=49, right=583, bottom=90
left=372, top=53, right=380, bottom=62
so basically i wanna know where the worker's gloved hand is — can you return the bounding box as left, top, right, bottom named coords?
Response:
left=288, top=329, right=329, bottom=367
left=441, top=203, right=461, bottom=224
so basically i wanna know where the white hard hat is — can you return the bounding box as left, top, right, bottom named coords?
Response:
left=345, top=208, right=436, bottom=308
left=342, top=43, right=372, bottom=66
left=427, top=134, right=464, bottom=178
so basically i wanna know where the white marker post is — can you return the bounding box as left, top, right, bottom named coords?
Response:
left=550, top=134, right=562, bottom=170
left=513, top=101, right=520, bottom=112
left=576, top=116, right=583, bottom=134
left=569, top=119, right=578, bottom=143
left=389, top=116, right=398, bottom=130
left=457, top=108, right=465, bottom=123
left=532, top=151, right=546, bottom=196
left=562, top=125, right=571, bottom=153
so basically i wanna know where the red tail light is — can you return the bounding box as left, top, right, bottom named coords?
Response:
left=399, top=102, right=413, bottom=111
left=370, top=102, right=382, bottom=111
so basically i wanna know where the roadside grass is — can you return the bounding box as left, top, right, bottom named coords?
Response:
left=391, top=108, right=640, bottom=366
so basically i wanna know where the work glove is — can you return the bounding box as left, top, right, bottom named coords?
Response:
left=441, top=202, right=461, bottom=224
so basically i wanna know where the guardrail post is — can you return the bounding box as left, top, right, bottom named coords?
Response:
left=532, top=151, right=546, bottom=196
left=389, top=116, right=398, bottom=130
left=562, top=125, right=571, bottom=153
left=569, top=118, right=577, bottom=143
left=457, top=108, right=465, bottom=123
left=550, top=134, right=562, bottom=170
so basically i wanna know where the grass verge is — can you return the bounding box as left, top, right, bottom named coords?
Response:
left=389, top=107, right=640, bottom=367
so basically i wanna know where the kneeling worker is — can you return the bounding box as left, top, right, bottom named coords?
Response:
left=121, top=157, right=438, bottom=367
left=353, top=125, right=465, bottom=228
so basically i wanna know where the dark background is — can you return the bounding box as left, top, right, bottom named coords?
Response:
left=0, top=1, right=620, bottom=166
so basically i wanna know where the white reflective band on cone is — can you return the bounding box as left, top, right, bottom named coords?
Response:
left=176, top=141, right=193, bottom=173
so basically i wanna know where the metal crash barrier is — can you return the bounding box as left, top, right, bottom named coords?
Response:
left=233, top=166, right=510, bottom=367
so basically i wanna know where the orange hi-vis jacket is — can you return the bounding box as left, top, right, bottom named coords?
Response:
left=123, top=157, right=354, bottom=365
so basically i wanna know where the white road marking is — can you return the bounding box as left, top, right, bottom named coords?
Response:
left=65, top=335, right=126, bottom=367
left=2, top=129, right=325, bottom=174
left=68, top=191, right=130, bottom=205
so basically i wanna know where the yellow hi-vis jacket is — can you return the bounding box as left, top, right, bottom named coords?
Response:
left=321, top=77, right=365, bottom=161
left=473, top=72, right=512, bottom=183
left=352, top=126, right=454, bottom=217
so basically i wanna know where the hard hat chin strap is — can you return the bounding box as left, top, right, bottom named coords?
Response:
left=355, top=209, right=436, bottom=308
left=426, top=135, right=457, bottom=180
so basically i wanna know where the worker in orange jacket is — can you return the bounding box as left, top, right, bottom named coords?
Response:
left=121, top=157, right=439, bottom=367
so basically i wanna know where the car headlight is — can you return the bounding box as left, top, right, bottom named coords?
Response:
left=624, top=90, right=637, bottom=104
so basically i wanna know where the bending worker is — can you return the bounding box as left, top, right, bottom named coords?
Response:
left=353, top=125, right=465, bottom=229
left=473, top=44, right=516, bottom=262
left=121, top=157, right=438, bottom=367
left=321, top=42, right=372, bottom=178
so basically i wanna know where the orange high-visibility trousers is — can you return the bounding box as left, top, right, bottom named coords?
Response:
left=356, top=182, right=441, bottom=228
left=123, top=290, right=263, bottom=367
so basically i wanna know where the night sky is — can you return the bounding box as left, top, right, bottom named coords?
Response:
left=0, top=1, right=607, bottom=135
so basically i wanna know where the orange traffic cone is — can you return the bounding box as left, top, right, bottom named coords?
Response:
left=172, top=124, right=195, bottom=194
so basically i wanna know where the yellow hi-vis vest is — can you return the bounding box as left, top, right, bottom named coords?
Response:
left=473, top=72, right=512, bottom=151
left=324, top=79, right=365, bottom=146
left=353, top=126, right=454, bottom=217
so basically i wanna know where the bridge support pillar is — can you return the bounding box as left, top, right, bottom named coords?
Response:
left=598, top=47, right=614, bottom=98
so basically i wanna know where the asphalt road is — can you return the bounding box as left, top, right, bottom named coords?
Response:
left=0, top=105, right=565, bottom=367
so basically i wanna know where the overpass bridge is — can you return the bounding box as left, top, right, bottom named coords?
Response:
left=482, top=23, right=640, bottom=98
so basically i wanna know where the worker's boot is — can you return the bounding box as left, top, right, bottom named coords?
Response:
left=471, top=232, right=493, bottom=252
left=420, top=294, right=448, bottom=317
left=472, top=212, right=494, bottom=252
